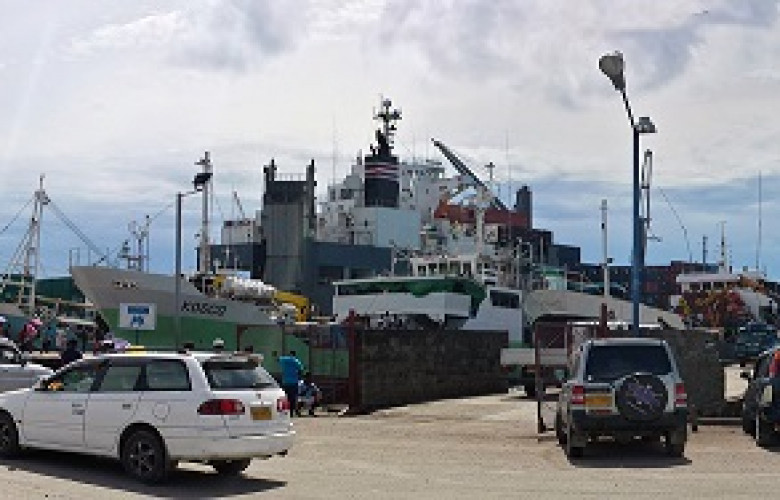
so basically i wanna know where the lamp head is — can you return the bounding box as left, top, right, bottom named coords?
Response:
left=193, top=172, right=213, bottom=191
left=599, top=51, right=626, bottom=91
left=635, top=116, right=657, bottom=134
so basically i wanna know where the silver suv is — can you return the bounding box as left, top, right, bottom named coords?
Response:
left=0, top=338, right=53, bottom=392
left=555, top=338, right=688, bottom=458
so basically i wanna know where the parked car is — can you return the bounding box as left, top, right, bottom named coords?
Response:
left=735, top=323, right=779, bottom=366
left=0, top=338, right=53, bottom=392
left=741, top=345, right=780, bottom=447
left=0, top=351, right=294, bottom=483
left=555, top=338, right=688, bottom=458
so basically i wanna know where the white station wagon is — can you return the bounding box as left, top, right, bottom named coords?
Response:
left=0, top=351, right=294, bottom=483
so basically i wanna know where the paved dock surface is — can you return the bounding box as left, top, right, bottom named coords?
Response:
left=2, top=384, right=780, bottom=499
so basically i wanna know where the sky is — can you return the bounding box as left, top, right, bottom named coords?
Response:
left=0, top=0, right=779, bottom=280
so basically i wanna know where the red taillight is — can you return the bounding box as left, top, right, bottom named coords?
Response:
left=571, top=385, right=585, bottom=406
left=769, top=352, right=780, bottom=377
left=277, top=396, right=290, bottom=413
left=198, top=399, right=246, bottom=415
left=674, top=382, right=687, bottom=408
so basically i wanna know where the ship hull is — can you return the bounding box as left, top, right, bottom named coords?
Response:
left=70, top=266, right=281, bottom=351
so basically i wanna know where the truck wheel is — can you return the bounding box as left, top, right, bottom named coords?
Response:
left=665, top=439, right=685, bottom=457
left=755, top=414, right=775, bottom=448
left=565, top=423, right=584, bottom=458
left=742, top=413, right=755, bottom=436
left=555, top=412, right=567, bottom=446
left=665, top=426, right=686, bottom=457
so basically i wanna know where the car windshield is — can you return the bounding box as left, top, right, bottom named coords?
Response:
left=585, top=345, right=672, bottom=382
left=202, top=359, right=278, bottom=390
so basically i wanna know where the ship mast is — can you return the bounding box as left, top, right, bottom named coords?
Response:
left=195, top=152, right=213, bottom=274
left=374, top=97, right=401, bottom=155
left=25, top=175, right=47, bottom=315
left=0, top=175, right=48, bottom=316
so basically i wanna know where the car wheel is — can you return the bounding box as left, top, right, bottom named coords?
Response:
left=0, top=413, right=20, bottom=458
left=210, top=458, right=252, bottom=476
left=555, top=412, right=567, bottom=446
left=565, top=423, right=584, bottom=458
left=755, top=414, right=775, bottom=448
left=121, top=429, right=171, bottom=484
left=524, top=383, right=537, bottom=399
left=664, top=427, right=686, bottom=457
left=742, top=412, right=756, bottom=436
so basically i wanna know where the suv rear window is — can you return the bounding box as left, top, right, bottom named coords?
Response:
left=585, top=345, right=672, bottom=382
left=202, top=360, right=279, bottom=390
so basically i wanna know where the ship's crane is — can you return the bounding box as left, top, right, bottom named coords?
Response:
left=431, top=139, right=508, bottom=211
left=232, top=190, right=247, bottom=219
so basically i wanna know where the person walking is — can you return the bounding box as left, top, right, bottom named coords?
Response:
left=278, top=350, right=304, bottom=417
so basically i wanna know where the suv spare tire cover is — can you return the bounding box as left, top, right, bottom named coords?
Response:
left=615, top=373, right=668, bottom=422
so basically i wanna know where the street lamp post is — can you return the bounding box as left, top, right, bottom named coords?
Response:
left=173, top=154, right=213, bottom=349
left=599, top=51, right=656, bottom=336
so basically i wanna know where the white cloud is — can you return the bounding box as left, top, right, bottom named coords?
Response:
left=67, top=1, right=310, bottom=72
left=67, top=11, right=187, bottom=57
left=2, top=0, right=780, bottom=277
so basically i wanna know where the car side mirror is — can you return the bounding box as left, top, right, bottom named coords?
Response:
left=740, top=371, right=752, bottom=380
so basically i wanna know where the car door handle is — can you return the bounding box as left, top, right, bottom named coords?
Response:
left=73, top=409, right=85, bottom=416
left=121, top=403, right=133, bottom=410
left=72, top=403, right=84, bottom=408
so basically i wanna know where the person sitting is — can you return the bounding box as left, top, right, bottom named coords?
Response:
left=297, top=372, right=322, bottom=417
left=60, top=339, right=83, bottom=366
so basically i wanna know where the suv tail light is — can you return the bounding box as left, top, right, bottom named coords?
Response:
left=769, top=351, right=780, bottom=377
left=198, top=399, right=246, bottom=415
left=571, top=385, right=585, bottom=406
left=674, top=382, right=687, bottom=408
left=277, top=396, right=290, bottom=413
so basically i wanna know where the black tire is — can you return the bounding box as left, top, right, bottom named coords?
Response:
left=615, top=373, right=668, bottom=423
left=742, top=413, right=756, bottom=436
left=665, top=438, right=685, bottom=457
left=210, top=458, right=251, bottom=476
left=555, top=412, right=567, bottom=446
left=565, top=423, right=584, bottom=458
left=755, top=414, right=775, bottom=448
left=0, top=413, right=20, bottom=458
left=121, top=429, right=171, bottom=484
left=524, top=383, right=537, bottom=399
left=665, top=426, right=687, bottom=457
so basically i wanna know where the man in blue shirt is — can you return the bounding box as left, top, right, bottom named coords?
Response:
left=278, top=350, right=304, bottom=417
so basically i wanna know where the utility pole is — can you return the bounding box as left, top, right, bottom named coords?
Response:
left=702, top=235, right=708, bottom=266
left=601, top=199, right=609, bottom=299
left=719, top=221, right=727, bottom=272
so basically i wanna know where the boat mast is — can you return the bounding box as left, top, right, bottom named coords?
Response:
left=757, top=171, right=762, bottom=272
left=25, top=175, right=47, bottom=315
left=195, top=152, right=212, bottom=274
